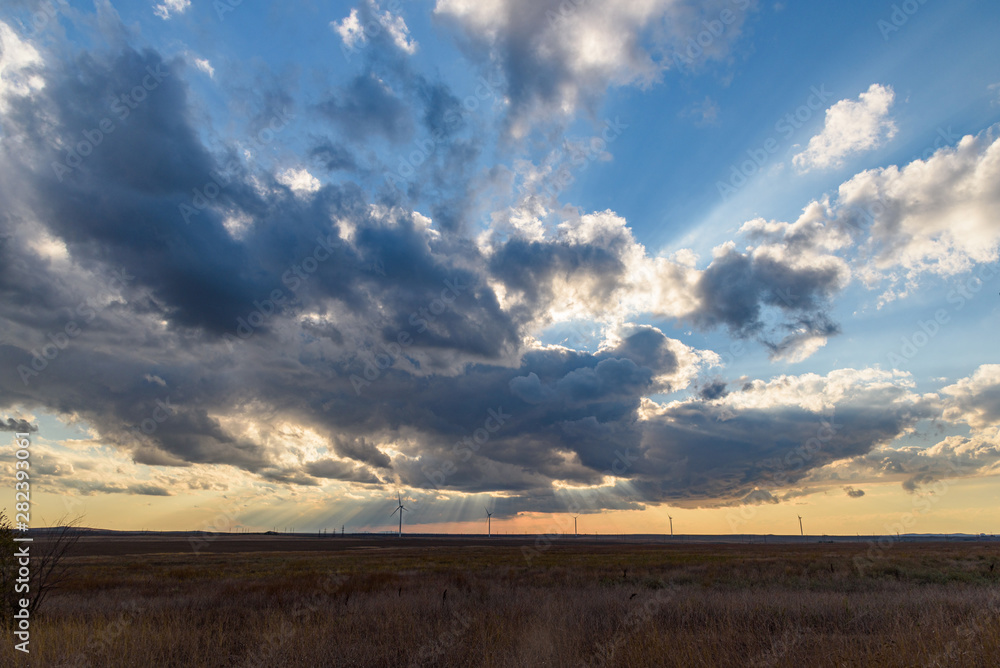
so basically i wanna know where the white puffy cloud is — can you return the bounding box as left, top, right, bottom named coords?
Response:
left=193, top=58, right=214, bottom=78
left=153, top=0, right=191, bottom=20
left=941, top=364, right=1000, bottom=429
left=801, top=366, right=1000, bottom=492
left=721, top=367, right=918, bottom=413
left=277, top=167, right=322, bottom=195
left=836, top=129, right=1000, bottom=291
left=0, top=21, right=44, bottom=113
left=332, top=1, right=418, bottom=55
left=485, top=206, right=848, bottom=363
left=742, top=126, right=1000, bottom=303
left=332, top=8, right=365, bottom=49
left=793, top=83, right=897, bottom=172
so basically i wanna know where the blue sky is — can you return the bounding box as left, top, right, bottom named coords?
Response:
left=1, top=0, right=999, bottom=535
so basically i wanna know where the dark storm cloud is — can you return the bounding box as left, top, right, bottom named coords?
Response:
left=624, top=384, right=934, bottom=506
left=0, top=342, right=273, bottom=471
left=0, top=46, right=276, bottom=337
left=128, top=484, right=172, bottom=496
left=333, top=436, right=392, bottom=469
left=312, top=329, right=682, bottom=496
left=846, top=426, right=1000, bottom=494
left=1, top=417, right=36, bottom=432
left=692, top=248, right=844, bottom=337
left=260, top=468, right=321, bottom=486
left=697, top=380, right=728, bottom=401
left=309, top=139, right=356, bottom=173
left=0, top=12, right=943, bottom=519
left=741, top=489, right=779, bottom=505
left=301, top=320, right=345, bottom=345
left=488, top=236, right=625, bottom=320
left=318, top=73, right=414, bottom=144
left=609, top=325, right=679, bottom=376
left=901, top=473, right=936, bottom=493
left=689, top=247, right=846, bottom=358
left=305, top=459, right=382, bottom=484
left=60, top=479, right=171, bottom=496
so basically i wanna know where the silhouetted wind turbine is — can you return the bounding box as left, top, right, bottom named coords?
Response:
left=572, top=515, right=579, bottom=537
left=669, top=516, right=673, bottom=537
left=798, top=515, right=804, bottom=537
left=391, top=493, right=407, bottom=537
left=485, top=506, right=493, bottom=537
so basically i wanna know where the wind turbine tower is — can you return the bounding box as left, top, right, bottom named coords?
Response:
left=485, top=507, right=493, bottom=537
left=573, top=515, right=579, bottom=537
left=798, top=515, right=804, bottom=537
left=391, top=493, right=407, bottom=537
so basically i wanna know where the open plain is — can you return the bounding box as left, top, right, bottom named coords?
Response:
left=2, top=535, right=998, bottom=667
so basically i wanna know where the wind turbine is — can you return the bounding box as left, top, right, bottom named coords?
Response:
left=669, top=516, right=673, bottom=537
left=484, top=507, right=493, bottom=537
left=797, top=515, right=804, bottom=537
left=391, top=493, right=407, bottom=537
left=572, top=515, right=579, bottom=537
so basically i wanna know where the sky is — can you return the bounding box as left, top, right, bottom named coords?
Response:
left=0, top=0, right=998, bottom=537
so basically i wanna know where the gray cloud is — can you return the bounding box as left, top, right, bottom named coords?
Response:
left=318, top=73, right=414, bottom=144
left=691, top=247, right=845, bottom=351
left=0, top=8, right=985, bottom=526
left=1, top=417, right=36, bottom=432
left=434, top=0, right=758, bottom=133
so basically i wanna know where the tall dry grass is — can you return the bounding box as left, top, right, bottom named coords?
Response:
left=1, top=541, right=998, bottom=667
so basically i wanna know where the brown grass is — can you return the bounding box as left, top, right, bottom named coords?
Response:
left=2, top=539, right=998, bottom=667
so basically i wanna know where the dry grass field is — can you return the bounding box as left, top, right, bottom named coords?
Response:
left=2, top=537, right=999, bottom=667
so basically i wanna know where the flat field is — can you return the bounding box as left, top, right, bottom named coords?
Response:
left=3, top=536, right=999, bottom=667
